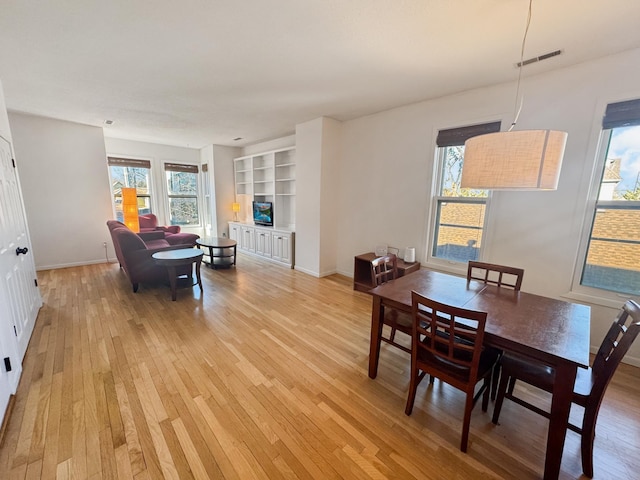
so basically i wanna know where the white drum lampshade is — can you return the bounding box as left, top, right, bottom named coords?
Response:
left=461, top=130, right=567, bottom=190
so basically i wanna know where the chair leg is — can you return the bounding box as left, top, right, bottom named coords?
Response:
left=405, top=369, right=419, bottom=416
left=492, top=369, right=510, bottom=424
left=132, top=283, right=139, bottom=293
left=581, top=407, right=598, bottom=478
left=389, top=326, right=397, bottom=342
left=481, top=377, right=490, bottom=412
left=460, top=391, right=475, bottom=452
left=491, top=362, right=501, bottom=400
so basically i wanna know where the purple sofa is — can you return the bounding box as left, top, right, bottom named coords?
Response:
left=106, top=220, right=200, bottom=292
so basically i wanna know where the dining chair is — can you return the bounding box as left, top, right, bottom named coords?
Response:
left=467, top=261, right=525, bottom=399
left=492, top=300, right=640, bottom=478
left=370, top=254, right=413, bottom=353
left=405, top=291, right=499, bottom=452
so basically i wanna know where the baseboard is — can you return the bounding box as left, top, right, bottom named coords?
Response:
left=36, top=258, right=115, bottom=271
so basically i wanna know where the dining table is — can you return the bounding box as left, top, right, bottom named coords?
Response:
left=368, top=268, right=591, bottom=480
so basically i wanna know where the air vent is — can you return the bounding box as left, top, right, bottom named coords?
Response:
left=516, top=49, right=562, bottom=68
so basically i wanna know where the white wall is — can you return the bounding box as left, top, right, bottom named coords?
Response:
left=295, top=118, right=324, bottom=275
left=9, top=113, right=113, bottom=270
left=201, top=144, right=238, bottom=237
left=334, top=48, right=640, bottom=364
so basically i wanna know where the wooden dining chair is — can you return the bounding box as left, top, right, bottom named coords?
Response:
left=492, top=300, right=640, bottom=478
left=467, top=261, right=525, bottom=399
left=405, top=291, right=499, bottom=452
left=370, top=254, right=413, bottom=353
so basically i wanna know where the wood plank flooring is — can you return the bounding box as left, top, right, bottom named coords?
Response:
left=1, top=254, right=639, bottom=479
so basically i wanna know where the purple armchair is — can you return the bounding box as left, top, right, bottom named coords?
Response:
left=107, top=220, right=199, bottom=292
left=139, top=213, right=180, bottom=234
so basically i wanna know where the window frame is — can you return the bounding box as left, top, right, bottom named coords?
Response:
left=164, top=162, right=202, bottom=227
left=572, top=123, right=640, bottom=303
left=426, top=122, right=500, bottom=268
left=107, top=156, right=153, bottom=220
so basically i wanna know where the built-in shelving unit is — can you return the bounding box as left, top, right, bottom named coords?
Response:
left=233, top=147, right=296, bottom=230
left=232, top=147, right=296, bottom=267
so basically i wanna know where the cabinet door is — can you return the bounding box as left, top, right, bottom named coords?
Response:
left=229, top=223, right=241, bottom=243
left=255, top=229, right=272, bottom=257
left=272, top=232, right=292, bottom=264
left=240, top=226, right=255, bottom=252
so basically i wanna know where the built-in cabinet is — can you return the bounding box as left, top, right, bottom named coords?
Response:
left=232, top=146, right=295, bottom=268
left=233, top=147, right=296, bottom=230
left=229, top=222, right=294, bottom=268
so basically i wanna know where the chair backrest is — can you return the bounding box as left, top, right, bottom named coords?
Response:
left=371, top=254, right=398, bottom=286
left=467, top=261, right=524, bottom=291
left=590, top=300, right=640, bottom=399
left=139, top=213, right=158, bottom=229
left=411, top=291, right=487, bottom=382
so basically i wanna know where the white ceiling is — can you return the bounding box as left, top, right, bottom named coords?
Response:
left=1, top=0, right=640, bottom=149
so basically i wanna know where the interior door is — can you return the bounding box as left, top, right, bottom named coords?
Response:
left=0, top=134, right=41, bottom=361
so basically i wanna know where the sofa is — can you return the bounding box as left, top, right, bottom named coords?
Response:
left=107, top=220, right=200, bottom=292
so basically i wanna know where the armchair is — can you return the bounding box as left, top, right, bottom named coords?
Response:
left=139, top=213, right=181, bottom=234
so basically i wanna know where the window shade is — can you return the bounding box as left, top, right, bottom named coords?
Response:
left=603, top=98, right=640, bottom=129
left=436, top=121, right=502, bottom=147
left=107, top=157, right=151, bottom=169
left=164, top=162, right=199, bottom=174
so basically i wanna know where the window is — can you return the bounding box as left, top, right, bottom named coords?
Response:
left=165, top=162, right=200, bottom=226
left=107, top=157, right=152, bottom=221
left=201, top=163, right=212, bottom=233
left=580, top=99, right=640, bottom=296
left=430, top=122, right=501, bottom=263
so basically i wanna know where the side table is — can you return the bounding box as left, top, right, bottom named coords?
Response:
left=196, top=237, right=237, bottom=269
left=152, top=249, right=203, bottom=301
left=353, top=252, right=420, bottom=292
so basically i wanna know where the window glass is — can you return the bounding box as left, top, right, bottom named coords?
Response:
left=432, top=145, right=489, bottom=262
left=166, top=169, right=199, bottom=226
left=109, top=164, right=152, bottom=222
left=581, top=125, right=640, bottom=296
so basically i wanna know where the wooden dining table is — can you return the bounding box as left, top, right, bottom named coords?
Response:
left=368, top=269, right=591, bottom=480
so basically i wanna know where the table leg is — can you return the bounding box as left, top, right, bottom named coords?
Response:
left=368, top=295, right=384, bottom=379
left=168, top=266, right=178, bottom=301
left=195, top=257, right=203, bottom=291
left=543, top=362, right=577, bottom=480
left=232, top=245, right=237, bottom=265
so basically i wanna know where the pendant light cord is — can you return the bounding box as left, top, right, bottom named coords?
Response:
left=509, top=0, right=533, bottom=132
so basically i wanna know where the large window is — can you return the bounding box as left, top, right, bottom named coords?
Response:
left=430, top=122, right=500, bottom=263
left=165, top=162, right=200, bottom=226
left=108, top=157, right=152, bottom=221
left=580, top=99, right=640, bottom=296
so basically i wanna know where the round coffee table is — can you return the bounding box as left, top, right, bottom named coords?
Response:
left=152, top=249, right=203, bottom=301
left=196, top=237, right=237, bottom=269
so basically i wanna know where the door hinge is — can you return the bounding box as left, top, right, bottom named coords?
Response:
left=13, top=325, right=17, bottom=336
left=4, top=357, right=11, bottom=372
left=34, top=278, right=38, bottom=287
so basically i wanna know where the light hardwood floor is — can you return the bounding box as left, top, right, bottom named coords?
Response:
left=1, top=254, right=639, bottom=479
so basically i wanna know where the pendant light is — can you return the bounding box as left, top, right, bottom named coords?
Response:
left=460, top=0, right=567, bottom=190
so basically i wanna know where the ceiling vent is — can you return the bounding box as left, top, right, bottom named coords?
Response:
left=516, top=49, right=563, bottom=67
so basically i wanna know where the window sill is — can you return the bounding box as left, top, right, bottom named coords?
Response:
left=561, top=290, right=638, bottom=309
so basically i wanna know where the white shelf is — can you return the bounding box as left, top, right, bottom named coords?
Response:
left=234, top=147, right=296, bottom=229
